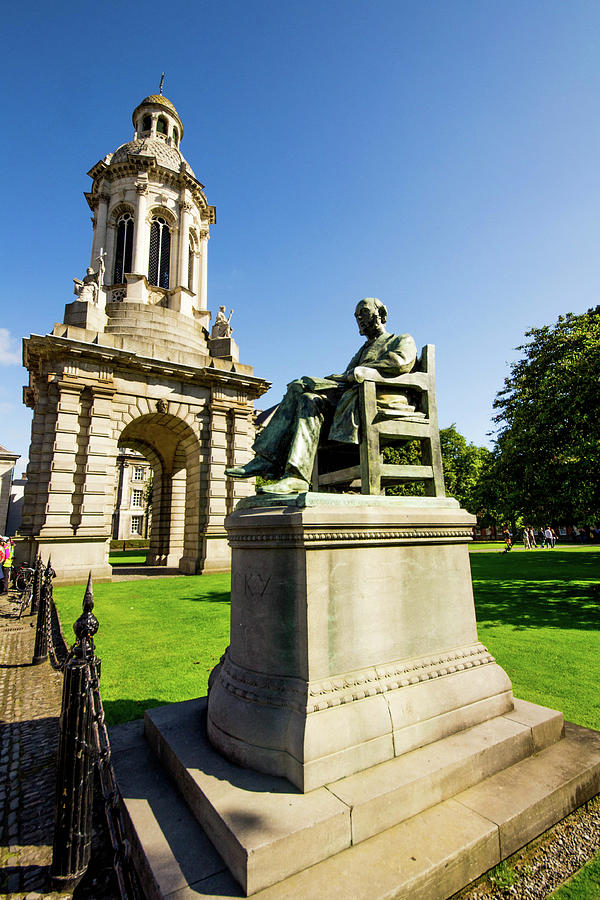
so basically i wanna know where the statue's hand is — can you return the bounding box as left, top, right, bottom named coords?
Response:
left=352, top=366, right=380, bottom=383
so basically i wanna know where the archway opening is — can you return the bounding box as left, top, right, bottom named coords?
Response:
left=116, top=412, right=202, bottom=573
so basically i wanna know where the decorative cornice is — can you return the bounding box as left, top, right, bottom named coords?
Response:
left=228, top=526, right=473, bottom=548
left=22, top=333, right=270, bottom=399
left=216, top=644, right=495, bottom=715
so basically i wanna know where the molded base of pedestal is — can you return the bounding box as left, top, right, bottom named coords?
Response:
left=208, top=649, right=513, bottom=791
left=111, top=696, right=600, bottom=899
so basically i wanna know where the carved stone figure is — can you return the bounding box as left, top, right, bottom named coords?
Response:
left=73, top=267, right=99, bottom=304
left=211, top=306, right=234, bottom=338
left=225, top=297, right=417, bottom=493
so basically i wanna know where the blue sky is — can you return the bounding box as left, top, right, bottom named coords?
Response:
left=3, top=0, right=600, bottom=469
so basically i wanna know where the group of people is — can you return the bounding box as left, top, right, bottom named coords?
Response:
left=0, top=536, right=14, bottom=593
left=501, top=525, right=558, bottom=551
left=522, top=526, right=558, bottom=549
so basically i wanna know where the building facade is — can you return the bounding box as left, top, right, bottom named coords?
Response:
left=0, top=445, right=19, bottom=535
left=18, top=92, right=269, bottom=582
left=113, top=449, right=152, bottom=541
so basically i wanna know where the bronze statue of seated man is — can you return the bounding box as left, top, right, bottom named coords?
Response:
left=225, top=297, right=417, bottom=494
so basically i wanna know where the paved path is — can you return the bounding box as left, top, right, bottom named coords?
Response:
left=0, top=592, right=66, bottom=898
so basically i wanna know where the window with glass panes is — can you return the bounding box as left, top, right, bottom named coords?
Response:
left=133, top=467, right=145, bottom=481
left=148, top=217, right=171, bottom=289
left=131, top=515, right=143, bottom=535
left=188, top=243, right=194, bottom=292
left=132, top=489, right=144, bottom=508
left=113, top=213, right=134, bottom=284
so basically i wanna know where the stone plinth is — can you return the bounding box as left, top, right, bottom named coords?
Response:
left=207, top=494, right=514, bottom=792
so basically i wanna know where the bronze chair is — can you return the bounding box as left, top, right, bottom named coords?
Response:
left=313, top=344, right=445, bottom=496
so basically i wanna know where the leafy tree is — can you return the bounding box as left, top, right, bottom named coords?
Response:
left=439, top=425, right=491, bottom=513
left=384, top=424, right=490, bottom=512
left=491, top=306, right=600, bottom=524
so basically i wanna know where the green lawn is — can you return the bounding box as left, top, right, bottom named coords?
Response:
left=108, top=549, right=149, bottom=566
left=550, top=849, right=600, bottom=898
left=54, top=548, right=600, bottom=730
left=54, top=575, right=230, bottom=724
left=470, top=549, right=600, bottom=730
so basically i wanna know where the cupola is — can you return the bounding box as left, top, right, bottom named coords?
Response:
left=132, top=94, right=184, bottom=148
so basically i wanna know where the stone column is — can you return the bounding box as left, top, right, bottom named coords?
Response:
left=38, top=381, right=83, bottom=537
left=230, top=406, right=256, bottom=506
left=90, top=193, right=110, bottom=269
left=177, top=200, right=191, bottom=289
left=198, top=389, right=233, bottom=573
left=198, top=229, right=209, bottom=311
left=132, top=182, right=149, bottom=276
left=77, top=385, right=117, bottom=538
left=166, top=468, right=186, bottom=566
left=104, top=222, right=116, bottom=288
left=147, top=468, right=172, bottom=565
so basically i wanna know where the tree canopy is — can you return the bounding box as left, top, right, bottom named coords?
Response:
left=490, top=305, right=600, bottom=524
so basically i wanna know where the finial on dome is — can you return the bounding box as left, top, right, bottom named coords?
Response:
left=159, top=73, right=165, bottom=95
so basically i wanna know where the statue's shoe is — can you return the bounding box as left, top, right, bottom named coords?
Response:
left=225, top=456, right=274, bottom=478
left=257, top=476, right=309, bottom=494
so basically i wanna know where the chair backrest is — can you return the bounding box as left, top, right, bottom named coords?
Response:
left=315, top=344, right=445, bottom=497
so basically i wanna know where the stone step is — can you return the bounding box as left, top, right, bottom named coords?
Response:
left=106, top=313, right=203, bottom=329
left=139, top=696, right=563, bottom=894
left=111, top=715, right=600, bottom=900
left=106, top=315, right=203, bottom=337
left=104, top=325, right=207, bottom=348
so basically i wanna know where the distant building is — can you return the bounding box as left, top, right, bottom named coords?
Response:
left=112, top=450, right=152, bottom=540
left=6, top=473, right=26, bottom=537
left=0, top=445, right=19, bottom=535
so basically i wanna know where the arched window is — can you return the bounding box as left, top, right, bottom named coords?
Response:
left=157, top=116, right=168, bottom=135
left=188, top=242, right=194, bottom=292
left=172, top=127, right=179, bottom=146
left=148, top=217, right=171, bottom=289
left=113, top=213, right=134, bottom=284
left=142, top=115, right=151, bottom=132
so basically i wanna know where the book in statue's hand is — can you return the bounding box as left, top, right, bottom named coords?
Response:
left=299, top=376, right=342, bottom=391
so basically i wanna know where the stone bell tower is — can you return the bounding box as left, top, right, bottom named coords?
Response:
left=18, top=91, right=269, bottom=582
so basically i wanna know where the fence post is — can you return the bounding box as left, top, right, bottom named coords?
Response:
left=30, top=554, right=43, bottom=615
left=51, top=573, right=98, bottom=891
left=32, top=559, right=53, bottom=665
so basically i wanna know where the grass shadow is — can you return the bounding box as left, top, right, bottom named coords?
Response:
left=189, top=590, right=231, bottom=603
left=471, top=550, right=600, bottom=631
left=103, top=697, right=171, bottom=726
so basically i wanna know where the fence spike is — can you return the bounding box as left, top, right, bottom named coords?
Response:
left=74, top=573, right=99, bottom=643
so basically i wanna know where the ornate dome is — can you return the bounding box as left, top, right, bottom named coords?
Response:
left=139, top=94, right=178, bottom=114
left=132, top=94, right=183, bottom=137
left=109, top=137, right=196, bottom=177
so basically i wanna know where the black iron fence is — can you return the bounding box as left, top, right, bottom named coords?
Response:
left=30, top=559, right=139, bottom=898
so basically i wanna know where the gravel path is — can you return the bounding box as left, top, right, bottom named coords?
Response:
left=457, top=794, right=600, bottom=899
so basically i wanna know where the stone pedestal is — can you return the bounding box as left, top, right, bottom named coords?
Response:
left=207, top=494, right=513, bottom=792
left=113, top=492, right=600, bottom=897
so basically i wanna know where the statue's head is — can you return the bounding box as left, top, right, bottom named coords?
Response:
left=355, top=297, right=387, bottom=336
left=86, top=267, right=94, bottom=275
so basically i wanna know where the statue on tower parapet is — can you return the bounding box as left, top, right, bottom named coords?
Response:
left=211, top=306, right=234, bottom=339
left=73, top=267, right=99, bottom=304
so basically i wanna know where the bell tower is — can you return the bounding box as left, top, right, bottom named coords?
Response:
left=18, top=91, right=269, bottom=582
left=69, top=91, right=216, bottom=345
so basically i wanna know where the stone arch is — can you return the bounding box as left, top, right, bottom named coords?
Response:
left=146, top=205, right=177, bottom=230
left=118, top=411, right=202, bottom=573
left=108, top=201, right=136, bottom=226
